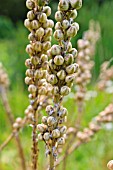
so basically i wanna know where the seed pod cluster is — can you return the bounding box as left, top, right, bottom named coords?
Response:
left=98, top=61, right=113, bottom=91
left=13, top=117, right=24, bottom=132
left=37, top=0, right=82, bottom=163
left=0, top=63, right=10, bottom=88
left=25, top=0, right=54, bottom=109
left=76, top=104, right=113, bottom=142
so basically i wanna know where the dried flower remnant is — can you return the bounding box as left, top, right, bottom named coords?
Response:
left=24, top=0, right=54, bottom=169
left=37, top=0, right=82, bottom=169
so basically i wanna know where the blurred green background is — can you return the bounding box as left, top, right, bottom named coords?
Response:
left=0, top=0, right=113, bottom=170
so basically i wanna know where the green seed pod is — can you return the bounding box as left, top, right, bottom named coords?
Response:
left=42, top=116, right=48, bottom=124
left=26, top=0, right=35, bottom=9
left=57, top=137, right=65, bottom=145
left=43, top=41, right=51, bottom=51
left=44, top=28, right=52, bottom=37
left=28, top=33, right=35, bottom=41
left=37, top=124, right=47, bottom=132
left=47, top=50, right=52, bottom=59
left=47, top=116, right=56, bottom=126
left=26, top=69, right=34, bottom=77
left=59, top=0, right=69, bottom=11
left=47, top=74, right=58, bottom=85
left=38, top=134, right=43, bottom=140
left=28, top=84, right=37, bottom=93
left=27, top=10, right=35, bottom=20
left=26, top=44, right=34, bottom=55
left=35, top=27, right=44, bottom=38
left=54, top=55, right=64, bottom=66
left=38, top=86, right=47, bottom=95
left=55, top=11, right=64, bottom=22
left=70, top=48, right=78, bottom=58
left=69, top=0, right=82, bottom=10
left=67, top=26, right=77, bottom=37
left=37, top=0, right=45, bottom=6
left=31, top=20, right=40, bottom=29
left=66, top=63, right=78, bottom=74
left=62, top=19, right=70, bottom=30
left=64, top=54, right=74, bottom=65
left=54, top=29, right=64, bottom=41
left=52, top=86, right=59, bottom=95
left=60, top=86, right=70, bottom=96
left=34, top=70, right=43, bottom=79
left=69, top=9, right=77, bottom=19
left=59, top=107, right=68, bottom=118
left=60, top=126, right=67, bottom=134
left=25, top=77, right=32, bottom=85
left=66, top=42, right=72, bottom=52
left=48, top=19, right=54, bottom=28
left=24, top=19, right=31, bottom=29
left=65, top=75, right=75, bottom=83
left=25, top=59, right=32, bottom=68
left=72, top=22, right=79, bottom=31
left=52, top=129, right=60, bottom=138
left=55, top=22, right=61, bottom=30
left=31, top=56, right=40, bottom=65
left=43, top=6, right=51, bottom=16
left=43, top=132, right=50, bottom=141
left=51, top=45, right=61, bottom=56
left=41, top=54, right=48, bottom=62
left=33, top=41, right=42, bottom=52
left=38, top=13, right=47, bottom=23
left=57, top=70, right=66, bottom=80
left=46, top=105, right=54, bottom=115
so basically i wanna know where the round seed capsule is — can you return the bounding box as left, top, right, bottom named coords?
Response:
left=46, top=105, right=54, bottom=115
left=55, top=11, right=64, bottom=22
left=51, top=45, right=61, bottom=56
left=47, top=116, right=56, bottom=126
left=62, top=19, right=70, bottom=29
left=57, top=70, right=66, bottom=80
left=26, top=69, right=34, bottom=77
left=36, top=27, right=44, bottom=38
left=38, top=13, right=47, bottom=23
left=42, top=116, right=48, bottom=124
left=57, top=137, right=65, bottom=145
left=33, top=41, right=42, bottom=52
left=69, top=9, right=77, bottom=19
left=72, top=22, right=79, bottom=31
left=27, top=10, right=35, bottom=20
left=28, top=84, right=37, bottom=93
left=37, top=124, right=47, bottom=133
left=31, top=20, right=40, bottom=29
left=31, top=56, right=39, bottom=65
left=52, top=129, right=60, bottom=138
left=26, top=0, right=35, bottom=9
left=43, top=41, right=51, bottom=51
left=43, top=6, right=51, bottom=16
left=43, top=132, right=50, bottom=141
left=25, top=77, right=32, bottom=85
left=54, top=55, right=64, bottom=66
left=60, top=86, right=70, bottom=96
left=60, top=126, right=67, bottom=134
left=24, top=19, right=31, bottom=29
left=47, top=74, right=58, bottom=85
left=55, top=22, right=61, bottom=30
left=54, top=29, right=64, bottom=41
left=69, top=0, right=82, bottom=9
left=26, top=44, right=33, bottom=55
left=59, top=0, right=69, bottom=11
left=67, top=26, right=77, bottom=37
left=64, top=54, right=74, bottom=65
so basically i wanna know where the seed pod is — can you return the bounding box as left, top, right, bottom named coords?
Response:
left=55, top=11, right=64, bottom=22
left=31, top=20, right=40, bottom=29
left=33, top=41, right=42, bottom=52
left=38, top=86, right=47, bottom=95
left=66, top=64, right=78, bottom=74
left=43, top=132, right=50, bottom=141
left=59, top=0, right=69, bottom=11
left=107, top=160, right=113, bottom=170
left=31, top=56, right=40, bottom=65
left=38, top=13, right=47, bottom=23
left=65, top=75, right=75, bottom=83
left=34, top=70, right=43, bottom=79
left=51, top=45, right=61, bottom=56
left=62, top=19, right=70, bottom=30
left=28, top=84, right=37, bottom=93
left=25, top=59, right=32, bottom=68
left=66, top=42, right=72, bottom=52
left=38, top=134, right=43, bottom=140
left=52, top=86, right=59, bottom=95
left=35, top=27, right=44, bottom=38
left=41, top=54, right=48, bottom=62
left=42, top=116, right=48, bottom=124
left=57, top=70, right=66, bottom=80
left=46, top=105, right=54, bottom=115
left=60, top=126, right=67, bottom=134
left=27, top=10, right=35, bottom=20
left=55, top=22, right=61, bottom=30
left=24, top=19, right=31, bottom=29
left=28, top=33, right=35, bottom=41
left=25, top=77, right=32, bottom=85
left=37, top=0, right=45, bottom=6
left=43, top=6, right=51, bottom=16
left=47, top=74, right=58, bottom=85
left=59, top=107, right=68, bottom=118
left=26, top=69, right=34, bottom=77
left=47, top=116, right=56, bottom=126
left=70, top=48, right=78, bottom=58
left=37, top=124, right=47, bottom=132
left=72, top=22, right=79, bottom=31
left=64, top=54, right=74, bottom=65
left=26, top=44, right=33, bottom=55
left=69, top=0, right=82, bottom=10
left=54, top=29, right=64, bottom=41
left=57, top=137, right=65, bottom=145
left=48, top=19, right=54, bottom=28
left=26, top=0, right=35, bottom=9
left=60, top=86, right=70, bottom=96
left=13, top=122, right=19, bottom=129
left=43, top=41, right=51, bottom=51
left=54, top=55, right=64, bottom=66
left=52, top=129, right=60, bottom=138
left=67, top=26, right=77, bottom=37
left=16, top=117, right=22, bottom=124
left=69, top=9, right=77, bottom=19
left=44, top=28, right=53, bottom=37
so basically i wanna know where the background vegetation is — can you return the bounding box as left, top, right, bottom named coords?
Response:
left=0, top=0, right=113, bottom=170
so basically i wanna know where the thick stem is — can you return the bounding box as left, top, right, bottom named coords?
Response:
left=49, top=146, right=55, bottom=170
left=32, top=110, right=38, bottom=170
left=0, top=86, right=26, bottom=170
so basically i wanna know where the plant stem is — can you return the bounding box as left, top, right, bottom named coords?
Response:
left=0, top=133, right=14, bottom=152
left=49, top=145, right=54, bottom=170
left=0, top=86, right=26, bottom=170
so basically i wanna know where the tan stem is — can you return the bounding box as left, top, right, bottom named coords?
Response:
left=0, top=86, right=26, bottom=170
left=49, top=147, right=55, bottom=170
left=0, top=133, right=14, bottom=152
left=32, top=110, right=38, bottom=170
